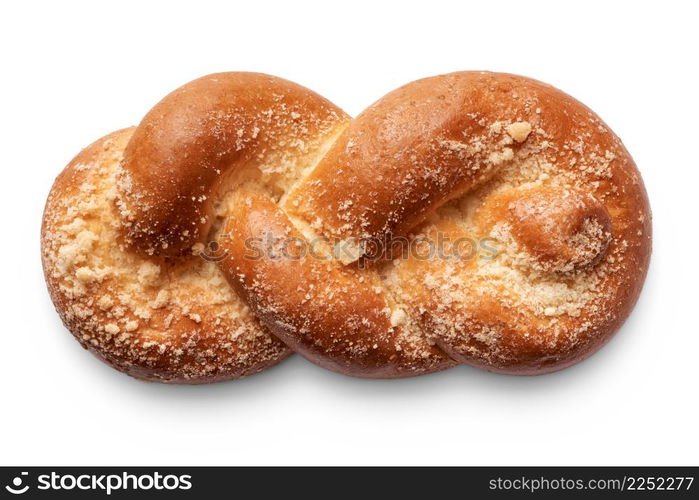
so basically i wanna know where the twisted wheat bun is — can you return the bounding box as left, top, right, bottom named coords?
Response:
left=42, top=71, right=651, bottom=382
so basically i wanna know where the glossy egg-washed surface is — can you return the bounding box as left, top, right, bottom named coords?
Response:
left=42, top=72, right=651, bottom=382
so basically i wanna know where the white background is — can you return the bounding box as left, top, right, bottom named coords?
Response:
left=1, top=0, right=697, bottom=466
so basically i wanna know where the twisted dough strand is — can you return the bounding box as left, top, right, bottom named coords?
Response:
left=42, top=71, right=651, bottom=382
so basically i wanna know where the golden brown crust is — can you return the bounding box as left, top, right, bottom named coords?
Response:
left=41, top=71, right=651, bottom=381
left=119, top=72, right=349, bottom=256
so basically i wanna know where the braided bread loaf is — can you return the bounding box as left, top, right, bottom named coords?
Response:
left=41, top=71, right=651, bottom=382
